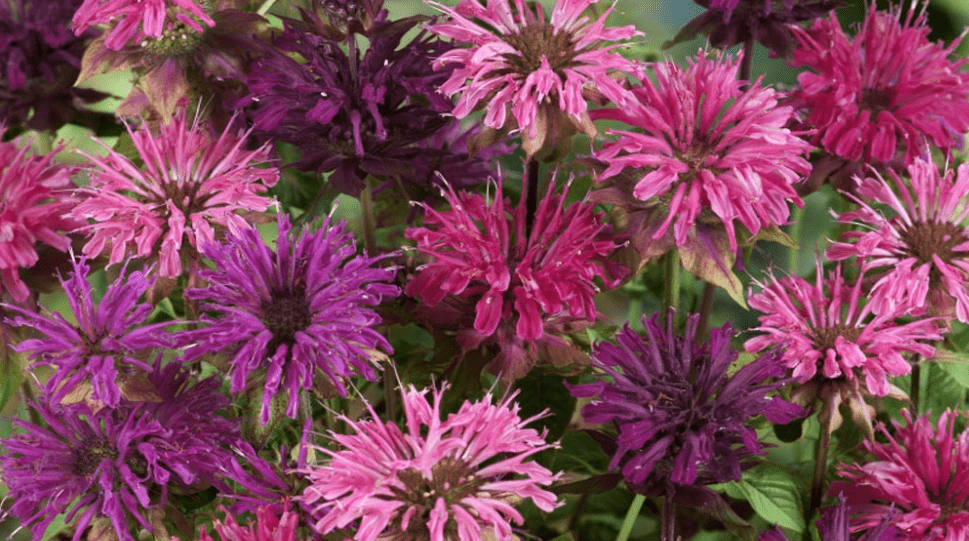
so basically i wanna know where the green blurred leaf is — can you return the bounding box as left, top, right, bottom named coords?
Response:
left=513, top=372, right=576, bottom=443
left=727, top=464, right=805, bottom=533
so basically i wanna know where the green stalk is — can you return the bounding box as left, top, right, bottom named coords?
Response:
left=911, top=360, right=922, bottom=414
left=663, top=250, right=681, bottom=322
left=615, top=494, right=645, bottom=541
left=809, top=406, right=834, bottom=516
left=256, top=0, right=276, bottom=16
left=360, top=177, right=378, bottom=256
left=661, top=488, right=677, bottom=541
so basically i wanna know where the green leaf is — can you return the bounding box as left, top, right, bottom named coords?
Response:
left=930, top=351, right=969, bottom=389
left=729, top=464, right=805, bottom=533
left=924, top=362, right=967, bottom=415
left=513, top=372, right=577, bottom=443
left=549, top=535, right=577, bottom=541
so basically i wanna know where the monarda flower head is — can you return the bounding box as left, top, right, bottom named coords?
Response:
left=571, top=311, right=803, bottom=497
left=0, top=0, right=107, bottom=131
left=72, top=107, right=278, bottom=279
left=405, top=177, right=626, bottom=380
left=183, top=212, right=399, bottom=425
left=301, top=384, right=560, bottom=541
left=429, top=0, right=642, bottom=157
left=5, top=257, right=178, bottom=410
left=0, top=362, right=240, bottom=541
left=667, top=0, right=843, bottom=58
left=829, top=409, right=969, bottom=540
left=196, top=505, right=302, bottom=541
left=239, top=13, right=458, bottom=196
left=0, top=133, right=79, bottom=302
left=789, top=1, right=969, bottom=166
left=72, top=0, right=214, bottom=51
left=594, top=50, right=811, bottom=255
left=827, top=158, right=969, bottom=324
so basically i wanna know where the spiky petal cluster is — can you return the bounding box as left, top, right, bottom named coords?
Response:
left=240, top=14, right=458, bottom=195
left=827, top=159, right=969, bottom=324
left=72, top=108, right=278, bottom=278
left=789, top=2, right=969, bottom=165
left=668, top=0, right=842, bottom=58
left=5, top=257, right=177, bottom=409
left=72, top=0, right=214, bottom=51
left=745, top=263, right=944, bottom=397
left=0, top=0, right=106, bottom=131
left=429, top=0, right=642, bottom=155
left=405, top=179, right=624, bottom=376
left=183, top=213, right=398, bottom=424
left=0, top=362, right=239, bottom=541
left=197, top=505, right=302, bottom=541
left=571, top=311, right=803, bottom=496
left=829, top=409, right=969, bottom=540
left=0, top=134, right=78, bottom=302
left=594, top=51, right=812, bottom=252
left=302, top=384, right=561, bottom=541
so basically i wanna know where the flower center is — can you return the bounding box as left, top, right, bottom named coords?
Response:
left=811, top=324, right=863, bottom=353
left=859, top=87, right=894, bottom=113
left=898, top=220, right=969, bottom=266
left=72, top=437, right=119, bottom=476
left=389, top=457, right=486, bottom=537
left=501, top=17, right=579, bottom=76
left=261, top=289, right=312, bottom=352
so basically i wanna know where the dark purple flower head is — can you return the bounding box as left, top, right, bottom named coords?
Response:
left=667, top=0, right=843, bottom=58
left=5, top=257, right=180, bottom=410
left=0, top=0, right=107, bottom=131
left=238, top=14, right=462, bottom=196
left=0, top=362, right=239, bottom=541
left=572, top=310, right=804, bottom=496
left=184, top=212, right=399, bottom=425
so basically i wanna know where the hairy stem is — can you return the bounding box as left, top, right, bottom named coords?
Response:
left=662, top=486, right=677, bottom=541
left=664, top=250, right=681, bottom=323
left=696, top=282, right=716, bottom=341
left=809, top=407, right=834, bottom=516
left=616, top=494, right=646, bottom=541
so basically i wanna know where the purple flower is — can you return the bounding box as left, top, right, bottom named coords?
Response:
left=668, top=0, right=843, bottom=58
left=572, top=310, right=803, bottom=496
left=184, top=212, right=399, bottom=424
left=0, top=362, right=240, bottom=541
left=0, top=0, right=107, bottom=131
left=239, top=13, right=459, bottom=196
left=5, top=257, right=179, bottom=410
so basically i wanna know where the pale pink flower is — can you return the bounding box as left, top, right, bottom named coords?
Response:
left=429, top=0, right=642, bottom=155
left=745, top=262, right=943, bottom=397
left=829, top=409, right=969, bottom=540
left=72, top=0, right=214, bottom=51
left=72, top=109, right=278, bottom=278
left=789, top=2, right=969, bottom=165
left=0, top=134, right=78, bottom=302
left=594, top=51, right=812, bottom=253
left=302, top=384, right=560, bottom=541
left=827, top=158, right=969, bottom=323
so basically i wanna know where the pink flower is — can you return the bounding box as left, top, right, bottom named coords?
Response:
left=829, top=409, right=969, bottom=540
left=429, top=0, right=642, bottom=155
left=827, top=158, right=969, bottom=324
left=197, top=505, right=302, bottom=541
left=72, top=0, right=215, bottom=51
left=745, top=262, right=943, bottom=397
left=302, top=384, right=560, bottom=541
left=404, top=178, right=625, bottom=378
left=72, top=109, right=278, bottom=278
left=0, top=134, right=78, bottom=302
left=594, top=51, right=812, bottom=253
left=789, top=2, right=969, bottom=165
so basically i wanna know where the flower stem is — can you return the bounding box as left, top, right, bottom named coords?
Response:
left=615, top=494, right=645, bottom=541
left=256, top=0, right=277, bottom=16
left=740, top=38, right=755, bottom=82
left=911, top=360, right=922, bottom=414
left=524, top=158, right=540, bottom=238
left=663, top=250, right=681, bottom=321
left=696, top=282, right=716, bottom=340
left=360, top=177, right=378, bottom=256
left=788, top=204, right=805, bottom=273
left=662, top=486, right=677, bottom=541
left=809, top=407, right=834, bottom=517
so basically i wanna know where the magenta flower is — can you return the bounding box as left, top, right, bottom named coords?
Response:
left=571, top=311, right=803, bottom=496
left=594, top=51, right=812, bottom=254
left=745, top=262, right=944, bottom=398
left=0, top=134, right=78, bottom=302
left=197, top=505, right=302, bottom=541
left=827, top=159, right=969, bottom=324
left=829, top=409, right=969, bottom=540
left=0, top=362, right=240, bottom=541
left=405, top=178, right=625, bottom=379
left=429, top=0, right=642, bottom=156
left=5, top=257, right=179, bottom=410
left=183, top=213, right=398, bottom=424
left=789, top=2, right=969, bottom=165
left=72, top=0, right=214, bottom=51
left=302, top=384, right=560, bottom=541
left=72, top=108, right=278, bottom=278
